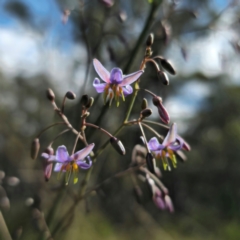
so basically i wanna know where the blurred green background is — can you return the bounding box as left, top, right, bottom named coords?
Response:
left=0, top=0, right=240, bottom=239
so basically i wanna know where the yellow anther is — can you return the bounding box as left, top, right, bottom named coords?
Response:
left=73, top=162, right=78, bottom=170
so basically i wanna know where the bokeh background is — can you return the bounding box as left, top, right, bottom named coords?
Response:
left=0, top=0, right=240, bottom=239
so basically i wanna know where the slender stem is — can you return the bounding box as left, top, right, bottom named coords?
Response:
left=142, top=88, right=156, bottom=97
left=138, top=122, right=150, bottom=152
left=71, top=132, right=81, bottom=155
left=61, top=95, right=67, bottom=113
left=141, top=122, right=164, bottom=140
left=94, top=123, right=124, bottom=158
left=140, top=167, right=168, bottom=195
left=124, top=88, right=139, bottom=123
left=37, top=122, right=66, bottom=138
left=85, top=123, right=113, bottom=138
left=145, top=58, right=160, bottom=71
left=49, top=129, right=70, bottom=146
left=51, top=163, right=144, bottom=237
left=143, top=120, right=169, bottom=129
left=123, top=3, right=160, bottom=73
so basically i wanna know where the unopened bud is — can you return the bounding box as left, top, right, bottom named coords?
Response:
left=152, top=96, right=170, bottom=124
left=141, top=98, right=148, bottom=110
left=46, top=88, right=55, bottom=102
left=146, top=152, right=155, bottom=174
left=110, top=137, right=126, bottom=155
left=85, top=97, right=94, bottom=108
left=157, top=71, right=169, bottom=85
left=80, top=94, right=90, bottom=107
left=140, top=108, right=152, bottom=119
left=159, top=58, right=176, bottom=75
left=146, top=33, right=154, bottom=47
left=31, top=138, right=40, bottom=160
left=164, top=195, right=174, bottom=213
left=66, top=91, right=76, bottom=100
left=44, top=147, right=54, bottom=156
left=44, top=163, right=53, bottom=181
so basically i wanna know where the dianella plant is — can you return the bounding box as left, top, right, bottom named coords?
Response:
left=30, top=32, right=191, bottom=238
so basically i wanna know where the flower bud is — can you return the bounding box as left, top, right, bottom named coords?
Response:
left=152, top=96, right=170, bottom=124
left=146, top=152, right=155, bottom=174
left=80, top=94, right=90, bottom=107
left=44, top=147, right=54, bottom=156
left=85, top=97, right=94, bottom=108
left=159, top=58, right=176, bottom=75
left=66, top=91, right=76, bottom=100
left=146, top=33, right=154, bottom=47
left=157, top=71, right=169, bottom=85
left=46, top=88, right=55, bottom=102
left=31, top=138, right=40, bottom=160
left=141, top=98, right=148, bottom=110
left=110, top=137, right=126, bottom=155
left=140, top=108, right=152, bottom=119
left=164, top=195, right=174, bottom=213
left=44, top=163, right=53, bottom=181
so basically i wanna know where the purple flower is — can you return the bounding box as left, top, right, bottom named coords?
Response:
left=148, top=123, right=183, bottom=170
left=93, top=58, right=144, bottom=106
left=42, top=143, right=94, bottom=184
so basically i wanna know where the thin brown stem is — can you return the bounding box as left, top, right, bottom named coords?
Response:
left=85, top=122, right=113, bottom=138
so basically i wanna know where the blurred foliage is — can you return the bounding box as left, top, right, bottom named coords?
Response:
left=1, top=0, right=240, bottom=239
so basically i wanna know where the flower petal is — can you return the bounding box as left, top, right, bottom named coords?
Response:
left=41, top=153, right=50, bottom=159
left=44, top=163, right=53, bottom=181
left=119, top=70, right=144, bottom=86
left=122, top=85, right=133, bottom=96
left=110, top=68, right=123, bottom=84
left=76, top=159, right=92, bottom=169
left=72, top=143, right=95, bottom=161
left=163, top=123, right=177, bottom=146
left=176, top=135, right=191, bottom=151
left=93, top=59, right=110, bottom=83
left=41, top=153, right=56, bottom=162
left=93, top=78, right=107, bottom=93
left=148, top=137, right=164, bottom=151
left=169, top=144, right=182, bottom=151
left=56, top=145, right=69, bottom=162
left=164, top=195, right=174, bottom=213
left=54, top=163, right=63, bottom=172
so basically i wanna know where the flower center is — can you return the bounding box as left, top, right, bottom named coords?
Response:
left=59, top=162, right=79, bottom=185
left=155, top=148, right=177, bottom=171
left=103, top=84, right=125, bottom=106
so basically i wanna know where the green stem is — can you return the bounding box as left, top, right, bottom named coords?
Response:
left=123, top=3, right=160, bottom=73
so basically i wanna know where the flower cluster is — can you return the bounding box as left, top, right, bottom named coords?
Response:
left=31, top=33, right=191, bottom=213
